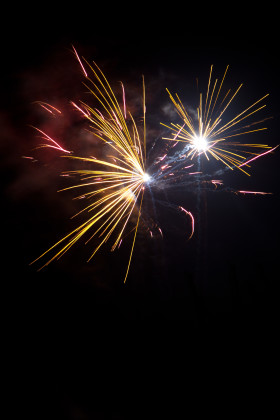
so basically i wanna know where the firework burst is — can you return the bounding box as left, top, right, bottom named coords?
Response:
left=161, top=65, right=274, bottom=175
left=29, top=53, right=277, bottom=282
left=31, top=49, right=150, bottom=282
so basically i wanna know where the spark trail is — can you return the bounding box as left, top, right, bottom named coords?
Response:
left=29, top=55, right=277, bottom=283
left=31, top=49, right=150, bottom=283
left=162, top=65, right=274, bottom=176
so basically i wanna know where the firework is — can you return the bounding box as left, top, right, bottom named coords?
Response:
left=31, top=48, right=150, bottom=282
left=161, top=65, right=274, bottom=175
left=29, top=54, right=277, bottom=282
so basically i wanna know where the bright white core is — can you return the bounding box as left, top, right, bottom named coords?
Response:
left=143, top=173, right=151, bottom=182
left=192, top=135, right=209, bottom=152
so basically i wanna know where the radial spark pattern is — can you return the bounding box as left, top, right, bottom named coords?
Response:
left=162, top=65, right=273, bottom=175
left=31, top=53, right=149, bottom=282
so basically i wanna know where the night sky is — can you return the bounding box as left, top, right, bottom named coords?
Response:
left=2, top=5, right=279, bottom=419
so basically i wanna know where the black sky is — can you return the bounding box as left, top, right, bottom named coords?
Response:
left=2, top=4, right=279, bottom=419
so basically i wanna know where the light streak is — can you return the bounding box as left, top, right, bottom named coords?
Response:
left=239, top=145, right=278, bottom=168
left=162, top=65, right=273, bottom=175
left=34, top=101, right=62, bottom=115
left=211, top=179, right=223, bottom=188
left=120, top=82, right=127, bottom=119
left=179, top=206, right=195, bottom=239
left=31, top=126, right=72, bottom=154
left=238, top=190, right=272, bottom=195
left=31, top=48, right=149, bottom=283
left=22, top=155, right=35, bottom=160
left=29, top=54, right=276, bottom=283
left=72, top=45, right=88, bottom=77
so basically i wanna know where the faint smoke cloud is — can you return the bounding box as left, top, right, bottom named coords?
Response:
left=161, top=102, right=178, bottom=121
left=161, top=101, right=198, bottom=124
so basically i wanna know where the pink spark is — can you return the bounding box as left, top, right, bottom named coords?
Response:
left=39, top=104, right=55, bottom=115
left=172, top=124, right=185, bottom=142
left=112, top=110, right=123, bottom=130
left=37, top=102, right=62, bottom=115
left=211, top=179, right=223, bottom=187
left=238, top=190, right=272, bottom=195
left=161, top=164, right=172, bottom=171
left=71, top=101, right=90, bottom=119
left=179, top=206, right=195, bottom=240
left=72, top=45, right=88, bottom=77
left=184, top=164, right=194, bottom=169
left=22, top=155, right=35, bottom=160
left=158, top=154, right=167, bottom=162
left=158, top=227, right=163, bottom=237
left=95, top=108, right=105, bottom=120
left=120, top=82, right=127, bottom=119
left=239, top=145, right=278, bottom=168
left=33, top=127, right=71, bottom=154
left=189, top=171, right=203, bottom=175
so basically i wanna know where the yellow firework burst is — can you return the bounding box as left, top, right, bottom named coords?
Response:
left=31, top=49, right=150, bottom=282
left=161, top=65, right=273, bottom=175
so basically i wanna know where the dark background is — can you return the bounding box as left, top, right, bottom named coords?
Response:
left=2, top=4, right=279, bottom=419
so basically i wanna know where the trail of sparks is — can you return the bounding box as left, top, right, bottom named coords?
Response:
left=29, top=53, right=277, bottom=282
left=31, top=126, right=72, bottom=154
left=72, top=45, right=88, bottom=77
left=238, top=190, right=272, bottom=195
left=238, top=145, right=278, bottom=168
left=34, top=101, right=62, bottom=116
left=31, top=48, right=149, bottom=282
left=179, top=206, right=195, bottom=239
left=162, top=65, right=274, bottom=175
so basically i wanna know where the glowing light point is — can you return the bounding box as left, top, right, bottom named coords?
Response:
left=143, top=172, right=151, bottom=182
left=192, top=135, right=209, bottom=152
